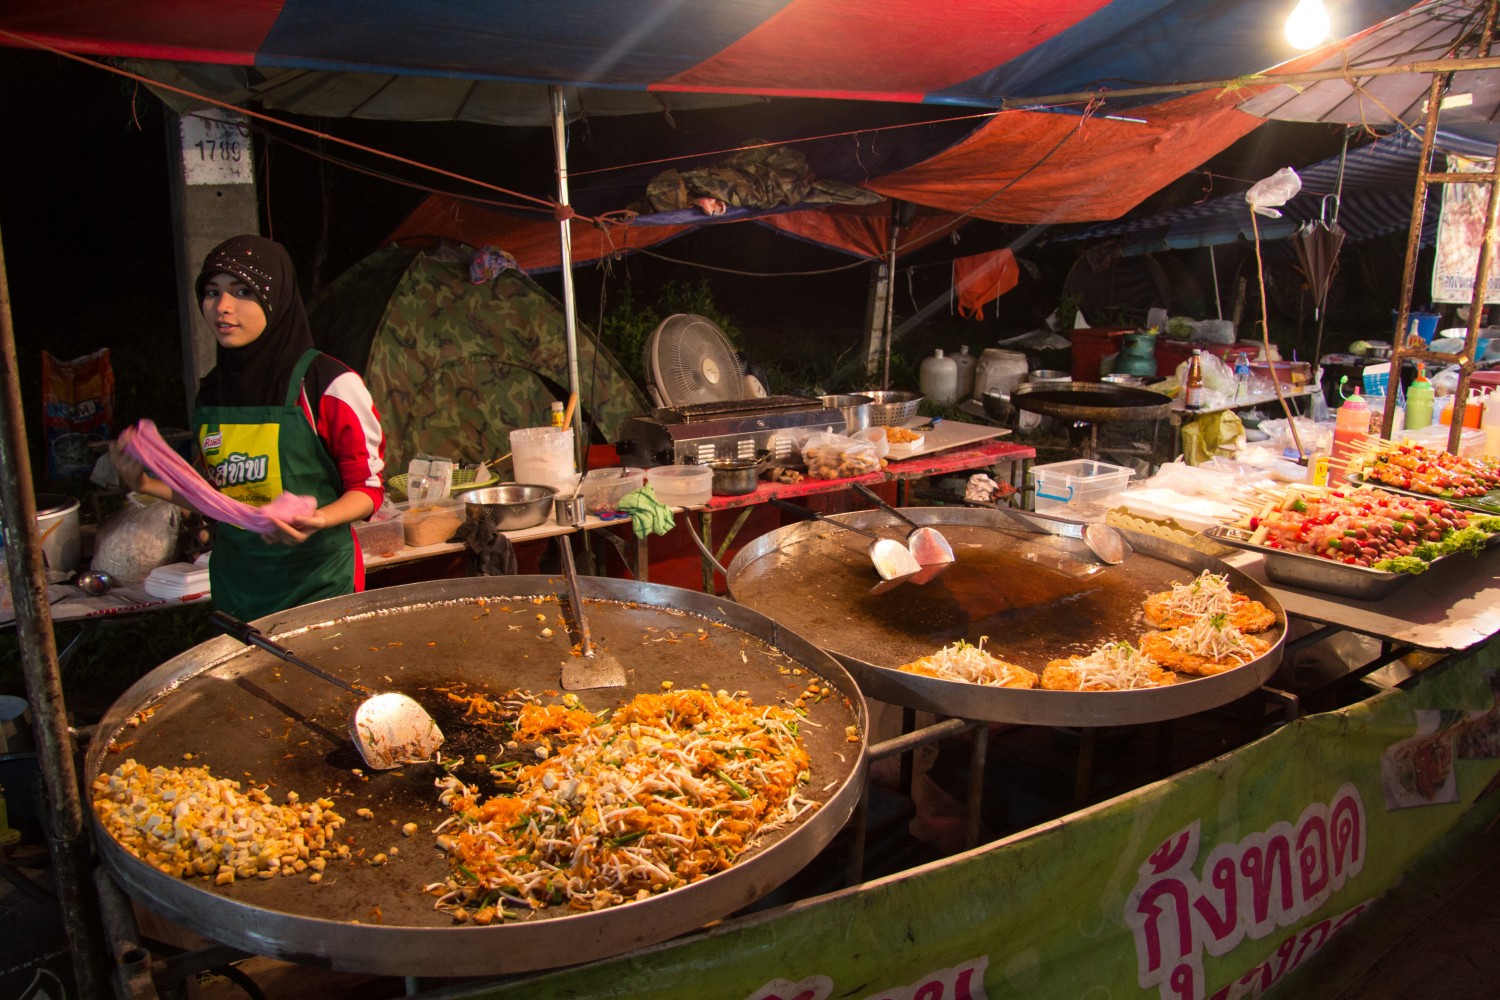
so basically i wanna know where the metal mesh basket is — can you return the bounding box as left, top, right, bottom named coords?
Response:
left=861, top=390, right=923, bottom=426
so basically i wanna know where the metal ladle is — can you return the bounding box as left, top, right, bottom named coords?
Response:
left=991, top=505, right=1130, bottom=566
left=768, top=498, right=922, bottom=593
left=850, top=483, right=954, bottom=583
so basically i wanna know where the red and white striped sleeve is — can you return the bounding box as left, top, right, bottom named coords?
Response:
left=301, top=362, right=386, bottom=511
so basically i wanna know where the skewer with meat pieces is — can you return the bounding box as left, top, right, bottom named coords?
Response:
left=1139, top=612, right=1272, bottom=677
left=1041, top=641, right=1177, bottom=691
left=1141, top=569, right=1276, bottom=633
left=897, top=637, right=1038, bottom=688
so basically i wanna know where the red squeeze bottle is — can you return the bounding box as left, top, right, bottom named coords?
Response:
left=1329, top=384, right=1370, bottom=485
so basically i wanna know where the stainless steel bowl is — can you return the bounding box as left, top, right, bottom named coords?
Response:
left=859, top=389, right=923, bottom=426
left=818, top=394, right=874, bottom=433
left=456, top=483, right=557, bottom=530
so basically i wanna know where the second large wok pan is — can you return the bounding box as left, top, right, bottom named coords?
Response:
left=727, top=507, right=1285, bottom=727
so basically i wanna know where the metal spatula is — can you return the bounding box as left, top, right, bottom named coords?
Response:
left=558, top=535, right=628, bottom=690
left=209, top=611, right=445, bottom=770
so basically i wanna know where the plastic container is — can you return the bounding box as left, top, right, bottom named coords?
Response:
left=951, top=345, right=977, bottom=401
left=1068, top=328, right=1129, bottom=382
left=580, top=467, right=647, bottom=513
left=918, top=348, right=959, bottom=406
left=1029, top=459, right=1134, bottom=513
left=400, top=497, right=464, bottom=547
left=353, top=511, right=405, bottom=557
left=509, top=426, right=576, bottom=492
left=1399, top=424, right=1487, bottom=458
left=35, top=494, right=80, bottom=574
left=647, top=465, right=713, bottom=507
left=974, top=349, right=1028, bottom=398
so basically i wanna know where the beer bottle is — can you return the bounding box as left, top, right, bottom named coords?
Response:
left=1184, top=349, right=1206, bottom=410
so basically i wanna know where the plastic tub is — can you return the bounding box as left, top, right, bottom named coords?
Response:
left=1029, top=459, right=1134, bottom=513
left=509, top=426, right=576, bottom=492
left=353, top=511, right=405, bottom=557
left=35, top=494, right=80, bottom=573
left=580, top=467, right=646, bottom=512
left=400, top=497, right=465, bottom=547
left=647, top=465, right=713, bottom=507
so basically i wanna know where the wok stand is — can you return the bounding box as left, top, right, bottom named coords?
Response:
left=1009, top=382, right=1172, bottom=466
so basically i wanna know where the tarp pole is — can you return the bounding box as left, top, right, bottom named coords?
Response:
left=1209, top=245, right=1223, bottom=320
left=550, top=86, right=582, bottom=457
left=0, top=216, right=112, bottom=997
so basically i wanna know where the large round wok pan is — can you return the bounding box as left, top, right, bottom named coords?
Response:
left=728, top=507, right=1284, bottom=727
left=86, top=577, right=866, bottom=977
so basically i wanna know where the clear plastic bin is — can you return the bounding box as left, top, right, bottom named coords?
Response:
left=647, top=465, right=713, bottom=507
left=1029, top=459, right=1134, bottom=513
left=400, top=497, right=464, bottom=547
left=354, top=511, right=405, bottom=557
left=580, top=467, right=647, bottom=513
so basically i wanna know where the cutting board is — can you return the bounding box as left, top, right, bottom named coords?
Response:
left=887, top=418, right=1009, bottom=458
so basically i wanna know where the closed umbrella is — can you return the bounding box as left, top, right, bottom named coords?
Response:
left=1291, top=195, right=1347, bottom=364
left=1290, top=199, right=1347, bottom=322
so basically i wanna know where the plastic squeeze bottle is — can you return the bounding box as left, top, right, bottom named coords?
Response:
left=1329, top=380, right=1370, bottom=485
left=919, top=348, right=959, bottom=406
left=1404, top=363, right=1433, bottom=430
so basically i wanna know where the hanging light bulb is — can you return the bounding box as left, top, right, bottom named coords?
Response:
left=1284, top=0, right=1331, bottom=49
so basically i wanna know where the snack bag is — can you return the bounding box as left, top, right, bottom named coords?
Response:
left=43, top=349, right=115, bottom=478
left=801, top=431, right=881, bottom=480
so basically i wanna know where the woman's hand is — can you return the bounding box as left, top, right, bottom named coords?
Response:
left=108, top=434, right=155, bottom=494
left=261, top=510, right=328, bottom=546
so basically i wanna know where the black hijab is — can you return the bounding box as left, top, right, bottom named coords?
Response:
left=196, top=235, right=315, bottom=408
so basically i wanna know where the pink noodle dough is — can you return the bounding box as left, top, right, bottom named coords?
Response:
left=121, top=419, right=317, bottom=534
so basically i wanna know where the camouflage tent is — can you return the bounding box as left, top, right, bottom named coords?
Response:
left=310, top=244, right=648, bottom=476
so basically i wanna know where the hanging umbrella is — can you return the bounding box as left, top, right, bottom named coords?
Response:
left=1290, top=197, right=1347, bottom=322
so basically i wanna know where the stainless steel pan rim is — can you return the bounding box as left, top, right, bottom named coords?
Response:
left=727, top=507, right=1285, bottom=727
left=87, top=576, right=867, bottom=977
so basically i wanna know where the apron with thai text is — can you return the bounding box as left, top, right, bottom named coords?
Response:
left=195, top=349, right=355, bottom=621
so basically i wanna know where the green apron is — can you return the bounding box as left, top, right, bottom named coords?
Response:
left=196, top=349, right=356, bottom=621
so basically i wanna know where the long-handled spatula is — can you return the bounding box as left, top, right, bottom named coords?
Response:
left=209, top=610, right=445, bottom=770
left=558, top=535, right=628, bottom=690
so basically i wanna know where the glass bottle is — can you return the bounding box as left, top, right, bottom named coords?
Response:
left=1184, top=349, right=1206, bottom=409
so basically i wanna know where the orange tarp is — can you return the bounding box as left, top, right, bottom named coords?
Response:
left=867, top=91, right=1264, bottom=224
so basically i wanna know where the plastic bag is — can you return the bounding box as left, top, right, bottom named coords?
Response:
left=851, top=426, right=891, bottom=460
left=801, top=431, right=881, bottom=480
left=1245, top=167, right=1302, bottom=218
left=91, top=495, right=182, bottom=585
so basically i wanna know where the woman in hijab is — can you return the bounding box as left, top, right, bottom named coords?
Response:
left=110, top=235, right=385, bottom=620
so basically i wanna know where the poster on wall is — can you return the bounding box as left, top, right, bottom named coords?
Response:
left=1432, top=154, right=1500, bottom=304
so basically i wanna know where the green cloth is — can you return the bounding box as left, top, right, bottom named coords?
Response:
left=1180, top=409, right=1246, bottom=465
left=616, top=484, right=676, bottom=538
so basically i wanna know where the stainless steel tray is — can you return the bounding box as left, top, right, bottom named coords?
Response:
left=1346, top=472, right=1500, bottom=515
left=1203, top=525, right=1413, bottom=600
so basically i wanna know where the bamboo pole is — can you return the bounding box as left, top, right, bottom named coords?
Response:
left=0, top=216, right=111, bottom=994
